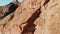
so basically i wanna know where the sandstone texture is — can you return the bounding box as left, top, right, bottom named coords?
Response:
left=0, top=0, right=60, bottom=34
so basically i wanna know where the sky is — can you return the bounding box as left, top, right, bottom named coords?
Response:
left=0, top=0, right=23, bottom=6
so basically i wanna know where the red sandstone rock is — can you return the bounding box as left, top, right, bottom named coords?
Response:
left=0, top=0, right=60, bottom=34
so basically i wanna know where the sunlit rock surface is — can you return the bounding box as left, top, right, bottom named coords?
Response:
left=0, top=0, right=60, bottom=34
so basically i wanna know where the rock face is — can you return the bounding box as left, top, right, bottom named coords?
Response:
left=0, top=0, right=60, bottom=34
